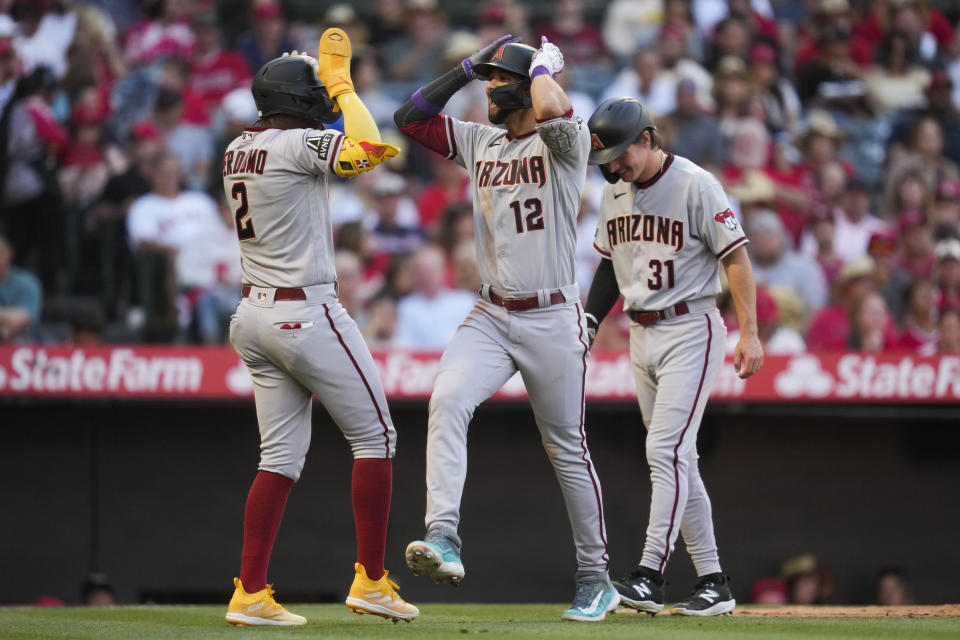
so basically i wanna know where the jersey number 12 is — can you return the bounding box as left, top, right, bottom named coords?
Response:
left=510, top=198, right=544, bottom=233
left=232, top=181, right=256, bottom=241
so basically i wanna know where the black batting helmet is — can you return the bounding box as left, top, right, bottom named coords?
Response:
left=251, top=56, right=339, bottom=124
left=474, top=42, right=536, bottom=110
left=587, top=97, right=657, bottom=182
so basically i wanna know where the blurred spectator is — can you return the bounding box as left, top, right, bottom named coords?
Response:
left=0, top=233, right=41, bottom=342
left=350, top=47, right=400, bottom=128
left=934, top=238, right=960, bottom=312
left=1, top=66, right=65, bottom=292
left=381, top=0, right=447, bottom=88
left=873, top=566, right=910, bottom=606
left=367, top=0, right=407, bottom=47
left=748, top=211, right=828, bottom=315
left=81, top=572, right=116, bottom=607
left=176, top=199, right=241, bottom=344
left=536, top=0, right=611, bottom=95
left=796, top=19, right=866, bottom=109
left=601, top=0, right=665, bottom=62
left=869, top=230, right=913, bottom=323
left=656, top=24, right=712, bottom=111
left=90, top=121, right=161, bottom=319
left=802, top=176, right=889, bottom=265
left=661, top=78, right=725, bottom=170
left=362, top=294, right=398, bottom=347
left=337, top=220, right=390, bottom=302
left=781, top=553, right=833, bottom=605
left=807, top=255, right=876, bottom=350
left=897, top=209, right=935, bottom=279
left=884, top=168, right=929, bottom=221
left=749, top=42, right=801, bottom=136
left=369, top=172, right=425, bottom=256
left=68, top=299, right=105, bottom=346
left=450, top=240, right=481, bottom=294
left=705, top=16, right=751, bottom=73
left=849, top=290, right=898, bottom=352
left=750, top=576, right=788, bottom=605
left=888, top=116, right=960, bottom=211
left=795, top=0, right=873, bottom=73
left=63, top=4, right=126, bottom=118
left=803, top=209, right=843, bottom=288
left=932, top=176, right=960, bottom=229
left=888, top=70, right=960, bottom=167
left=711, top=56, right=750, bottom=140
left=335, top=249, right=365, bottom=321
left=207, top=86, right=258, bottom=193
left=898, top=279, right=937, bottom=352
left=234, top=1, right=295, bottom=74
left=603, top=48, right=675, bottom=117
left=937, top=308, right=960, bottom=353
left=187, top=10, right=251, bottom=121
left=435, top=202, right=475, bottom=275
left=393, top=243, right=475, bottom=348
left=11, top=0, right=78, bottom=79
left=121, top=0, right=195, bottom=67
left=863, top=31, right=929, bottom=117
left=150, top=86, right=212, bottom=191
left=125, top=153, right=219, bottom=340
left=59, top=94, right=122, bottom=212
left=724, top=285, right=805, bottom=355
left=416, top=155, right=469, bottom=232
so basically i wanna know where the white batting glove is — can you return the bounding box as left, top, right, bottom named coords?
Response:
left=529, top=36, right=564, bottom=79
left=282, top=50, right=320, bottom=75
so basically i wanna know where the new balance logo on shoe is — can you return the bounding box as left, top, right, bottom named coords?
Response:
left=632, top=583, right=652, bottom=598
left=700, top=589, right=719, bottom=604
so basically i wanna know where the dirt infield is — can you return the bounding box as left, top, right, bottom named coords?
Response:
left=732, top=605, right=960, bottom=618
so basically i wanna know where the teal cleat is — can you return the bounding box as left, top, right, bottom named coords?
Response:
left=561, top=576, right=620, bottom=622
left=405, top=527, right=465, bottom=586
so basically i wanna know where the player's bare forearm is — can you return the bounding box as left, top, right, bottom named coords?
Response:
left=530, top=74, right=571, bottom=121
left=722, top=245, right=764, bottom=378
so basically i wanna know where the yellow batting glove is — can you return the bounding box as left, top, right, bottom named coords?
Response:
left=316, top=27, right=354, bottom=99
left=334, top=138, right=401, bottom=178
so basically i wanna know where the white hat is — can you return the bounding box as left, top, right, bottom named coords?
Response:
left=222, top=86, right=258, bottom=123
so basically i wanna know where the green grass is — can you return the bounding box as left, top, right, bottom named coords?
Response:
left=0, top=604, right=958, bottom=640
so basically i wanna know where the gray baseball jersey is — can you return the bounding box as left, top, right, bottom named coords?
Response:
left=401, top=110, right=610, bottom=576
left=446, top=113, right=587, bottom=294
left=223, top=126, right=345, bottom=289
left=592, top=153, right=747, bottom=311
left=225, top=125, right=396, bottom=482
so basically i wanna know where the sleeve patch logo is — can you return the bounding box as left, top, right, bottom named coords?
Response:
left=715, top=209, right=739, bottom=231
left=590, top=133, right=605, bottom=150
left=306, top=134, right=332, bottom=161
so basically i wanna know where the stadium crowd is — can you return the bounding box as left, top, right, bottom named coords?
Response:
left=2, top=0, right=960, bottom=354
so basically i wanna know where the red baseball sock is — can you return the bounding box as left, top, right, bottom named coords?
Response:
left=239, top=470, right=295, bottom=593
left=352, top=458, right=392, bottom=581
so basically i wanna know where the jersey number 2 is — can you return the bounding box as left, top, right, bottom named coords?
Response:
left=232, top=181, right=256, bottom=241
left=648, top=259, right=675, bottom=290
left=510, top=198, right=544, bottom=233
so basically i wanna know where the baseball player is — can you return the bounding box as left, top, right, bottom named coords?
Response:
left=583, top=97, right=763, bottom=617
left=223, top=29, right=418, bottom=626
left=394, top=36, right=618, bottom=622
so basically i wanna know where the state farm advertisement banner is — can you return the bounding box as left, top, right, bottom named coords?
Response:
left=0, top=346, right=959, bottom=403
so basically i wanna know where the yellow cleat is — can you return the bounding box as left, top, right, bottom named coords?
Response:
left=316, top=27, right=354, bottom=98
left=225, top=577, right=306, bottom=626
left=345, top=563, right=419, bottom=622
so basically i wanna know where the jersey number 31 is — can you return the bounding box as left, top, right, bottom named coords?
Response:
left=648, top=259, right=675, bottom=290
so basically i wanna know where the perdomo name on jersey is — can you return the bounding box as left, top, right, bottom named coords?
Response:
left=223, top=148, right=269, bottom=176
left=474, top=156, right=546, bottom=189
left=606, top=213, right=684, bottom=252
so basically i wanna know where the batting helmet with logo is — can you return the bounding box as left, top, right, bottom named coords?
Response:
left=473, top=42, right=537, bottom=111
left=252, top=56, right=339, bottom=124
left=587, top=97, right=657, bottom=183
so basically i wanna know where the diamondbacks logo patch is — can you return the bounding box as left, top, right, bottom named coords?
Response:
left=492, top=45, right=505, bottom=62
left=715, top=209, right=739, bottom=231
left=590, top=133, right=604, bottom=150
left=306, top=134, right=332, bottom=161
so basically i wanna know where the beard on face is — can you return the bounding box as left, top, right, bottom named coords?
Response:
left=488, top=103, right=508, bottom=124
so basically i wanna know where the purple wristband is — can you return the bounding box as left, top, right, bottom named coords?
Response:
left=530, top=65, right=552, bottom=79
left=411, top=88, right=442, bottom=116
left=461, top=58, right=474, bottom=79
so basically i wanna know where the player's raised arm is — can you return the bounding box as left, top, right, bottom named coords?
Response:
left=528, top=37, right=583, bottom=158
left=311, top=28, right=399, bottom=177
left=393, top=35, right=517, bottom=157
